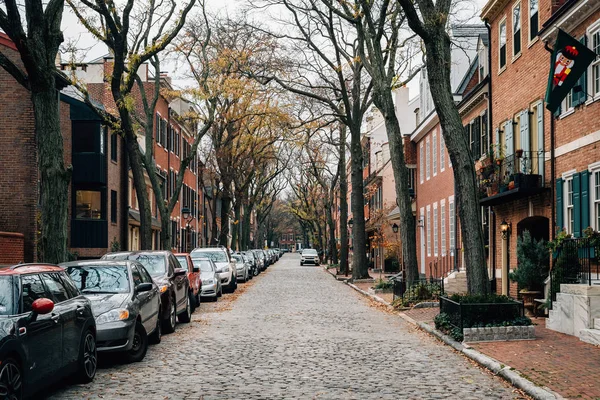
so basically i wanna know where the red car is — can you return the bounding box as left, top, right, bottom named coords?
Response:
left=175, top=253, right=202, bottom=312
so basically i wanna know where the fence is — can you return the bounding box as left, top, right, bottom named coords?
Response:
left=429, top=248, right=461, bottom=280
left=392, top=276, right=444, bottom=305
left=439, top=296, right=525, bottom=330
left=550, top=236, right=600, bottom=303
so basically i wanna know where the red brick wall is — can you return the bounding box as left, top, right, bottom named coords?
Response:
left=0, top=232, right=25, bottom=265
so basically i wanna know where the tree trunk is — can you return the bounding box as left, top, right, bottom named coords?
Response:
left=425, top=34, right=489, bottom=294
left=232, top=202, right=241, bottom=251
left=349, top=124, right=369, bottom=279
left=326, top=197, right=337, bottom=265
left=242, top=204, right=252, bottom=250
left=125, top=136, right=153, bottom=250
left=339, top=126, right=349, bottom=275
left=219, top=192, right=231, bottom=247
left=32, top=89, right=70, bottom=263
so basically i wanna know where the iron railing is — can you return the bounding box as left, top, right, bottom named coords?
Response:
left=392, top=275, right=444, bottom=305
left=477, top=151, right=544, bottom=198
left=439, top=296, right=525, bottom=331
left=429, top=248, right=461, bottom=279
left=550, top=237, right=600, bottom=303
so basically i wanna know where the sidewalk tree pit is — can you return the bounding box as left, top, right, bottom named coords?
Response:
left=435, top=294, right=532, bottom=342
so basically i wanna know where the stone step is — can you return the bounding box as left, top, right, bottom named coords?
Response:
left=580, top=328, right=600, bottom=346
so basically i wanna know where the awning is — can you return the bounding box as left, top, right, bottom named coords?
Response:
left=128, top=209, right=162, bottom=229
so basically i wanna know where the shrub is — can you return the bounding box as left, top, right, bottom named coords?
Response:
left=510, top=230, right=548, bottom=291
left=434, top=313, right=463, bottom=342
left=373, top=279, right=393, bottom=290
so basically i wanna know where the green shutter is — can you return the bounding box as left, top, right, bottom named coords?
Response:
left=573, top=173, right=581, bottom=237
left=556, top=178, right=564, bottom=232
left=581, top=170, right=590, bottom=232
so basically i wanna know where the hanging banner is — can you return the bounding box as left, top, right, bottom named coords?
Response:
left=545, top=29, right=597, bottom=113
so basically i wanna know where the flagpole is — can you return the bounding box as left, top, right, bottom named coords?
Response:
left=544, top=41, right=556, bottom=241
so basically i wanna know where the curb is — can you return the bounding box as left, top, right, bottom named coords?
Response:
left=335, top=271, right=564, bottom=400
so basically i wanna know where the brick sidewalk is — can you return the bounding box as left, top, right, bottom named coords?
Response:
left=404, top=308, right=600, bottom=400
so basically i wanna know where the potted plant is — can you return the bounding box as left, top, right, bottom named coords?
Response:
left=510, top=230, right=549, bottom=315
left=515, top=149, right=524, bottom=158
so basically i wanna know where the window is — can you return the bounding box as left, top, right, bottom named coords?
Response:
left=449, top=197, right=455, bottom=255
left=20, top=274, right=48, bottom=313
left=529, top=0, right=538, bottom=41
left=426, top=138, right=430, bottom=180
left=432, top=133, right=438, bottom=176
left=73, top=121, right=102, bottom=153
left=59, top=272, right=80, bottom=298
left=420, top=143, right=424, bottom=183
left=478, top=47, right=487, bottom=81
left=167, top=125, right=172, bottom=151
left=482, top=207, right=490, bottom=248
left=155, top=113, right=161, bottom=145
left=111, top=190, right=117, bottom=223
left=499, top=18, right=507, bottom=70
left=131, top=265, right=143, bottom=287
left=441, top=202, right=446, bottom=255
left=76, top=190, right=103, bottom=220
left=513, top=2, right=522, bottom=57
left=426, top=206, right=431, bottom=257
left=566, top=177, right=574, bottom=234
left=110, top=132, right=118, bottom=162
left=440, top=133, right=445, bottom=172
left=588, top=27, right=600, bottom=98
left=433, top=203, right=439, bottom=256
left=592, top=168, right=600, bottom=230
left=562, top=90, right=574, bottom=115
left=481, top=111, right=489, bottom=157
left=40, top=273, right=70, bottom=303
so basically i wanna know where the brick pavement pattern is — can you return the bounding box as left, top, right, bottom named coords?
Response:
left=48, top=254, right=519, bottom=399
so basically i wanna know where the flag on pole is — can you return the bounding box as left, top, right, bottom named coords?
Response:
left=545, top=29, right=597, bottom=113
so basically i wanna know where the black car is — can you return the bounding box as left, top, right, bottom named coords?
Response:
left=62, top=260, right=161, bottom=363
left=102, top=251, right=191, bottom=333
left=0, top=264, right=97, bottom=400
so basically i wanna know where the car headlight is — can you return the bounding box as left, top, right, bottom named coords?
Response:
left=159, top=285, right=169, bottom=293
left=96, top=309, right=129, bottom=324
left=204, top=279, right=214, bottom=284
left=220, top=266, right=230, bottom=273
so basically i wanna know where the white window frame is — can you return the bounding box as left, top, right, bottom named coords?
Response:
left=561, top=90, right=575, bottom=118
left=589, top=162, right=600, bottom=231
left=420, top=142, right=424, bottom=183
left=528, top=0, right=539, bottom=45
left=433, top=202, right=439, bottom=257
left=512, top=1, right=522, bottom=60
left=586, top=19, right=600, bottom=104
left=499, top=17, right=507, bottom=73
left=441, top=200, right=446, bottom=256
left=562, top=169, right=576, bottom=235
left=426, top=137, right=431, bottom=180
left=449, top=196, right=455, bottom=256
left=426, top=205, right=431, bottom=257
left=440, top=131, right=445, bottom=172
left=432, top=132, right=438, bottom=176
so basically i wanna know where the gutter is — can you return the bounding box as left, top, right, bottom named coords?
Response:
left=485, top=19, right=496, bottom=280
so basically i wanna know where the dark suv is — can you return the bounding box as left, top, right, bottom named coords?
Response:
left=102, top=251, right=191, bottom=333
left=0, top=264, right=97, bottom=399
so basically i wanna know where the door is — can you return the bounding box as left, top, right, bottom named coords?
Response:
left=132, top=264, right=156, bottom=333
left=19, top=274, right=62, bottom=383
left=40, top=273, right=81, bottom=367
left=170, top=255, right=187, bottom=311
left=420, top=213, right=426, bottom=274
left=138, top=265, right=160, bottom=330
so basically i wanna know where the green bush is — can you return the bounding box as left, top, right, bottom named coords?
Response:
left=434, top=313, right=463, bottom=342
left=510, top=230, right=548, bottom=291
left=397, top=281, right=443, bottom=307
left=373, top=279, right=393, bottom=290
left=448, top=293, right=513, bottom=304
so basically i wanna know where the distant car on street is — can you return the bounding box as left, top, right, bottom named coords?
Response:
left=102, top=251, right=191, bottom=334
left=191, top=258, right=222, bottom=301
left=231, top=253, right=250, bottom=282
left=0, top=264, right=97, bottom=399
left=174, top=253, right=202, bottom=312
left=300, top=249, right=320, bottom=266
left=190, top=247, right=237, bottom=293
left=62, top=260, right=161, bottom=363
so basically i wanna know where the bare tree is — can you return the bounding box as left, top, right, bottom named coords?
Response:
left=0, top=0, right=70, bottom=262
left=397, top=0, right=490, bottom=294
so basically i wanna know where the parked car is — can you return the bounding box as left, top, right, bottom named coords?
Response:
left=300, top=248, right=320, bottom=266
left=240, top=252, right=257, bottom=277
left=102, top=251, right=191, bottom=334
left=251, top=250, right=266, bottom=272
left=231, top=253, right=250, bottom=282
left=190, top=247, right=237, bottom=293
left=0, top=264, right=97, bottom=399
left=174, top=253, right=202, bottom=312
left=62, top=260, right=161, bottom=363
left=191, top=258, right=222, bottom=301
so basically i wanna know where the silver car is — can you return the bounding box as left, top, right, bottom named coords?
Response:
left=190, top=247, right=237, bottom=293
left=231, top=253, right=250, bottom=282
left=300, top=249, right=320, bottom=266
left=192, top=258, right=222, bottom=301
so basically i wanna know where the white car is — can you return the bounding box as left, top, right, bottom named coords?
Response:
left=300, top=249, right=320, bottom=266
left=190, top=247, right=237, bottom=292
left=231, top=253, right=250, bottom=282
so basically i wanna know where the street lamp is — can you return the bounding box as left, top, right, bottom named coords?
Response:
left=500, top=220, right=510, bottom=239
left=392, top=223, right=399, bottom=233
left=182, top=207, right=194, bottom=252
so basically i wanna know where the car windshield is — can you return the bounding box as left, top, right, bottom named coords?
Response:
left=192, top=259, right=213, bottom=273
left=127, top=254, right=166, bottom=276
left=303, top=249, right=318, bottom=255
left=67, top=265, right=130, bottom=294
left=232, top=255, right=243, bottom=262
left=0, top=276, right=15, bottom=315
left=175, top=256, right=189, bottom=270
left=194, top=251, right=227, bottom=263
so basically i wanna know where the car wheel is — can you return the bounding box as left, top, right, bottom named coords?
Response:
left=217, top=287, right=222, bottom=298
left=162, top=298, right=176, bottom=334
left=76, top=330, right=97, bottom=383
left=188, top=292, right=196, bottom=314
left=125, top=320, right=148, bottom=363
left=0, top=357, right=23, bottom=400
left=149, top=312, right=162, bottom=344
left=195, top=294, right=201, bottom=307
left=179, top=294, right=191, bottom=323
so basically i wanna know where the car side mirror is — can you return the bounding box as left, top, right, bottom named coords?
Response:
left=192, top=267, right=200, bottom=273
left=31, top=298, right=54, bottom=316
left=135, top=283, right=153, bottom=293
left=174, top=268, right=187, bottom=277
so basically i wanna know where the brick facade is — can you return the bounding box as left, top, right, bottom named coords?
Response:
left=0, top=232, right=25, bottom=265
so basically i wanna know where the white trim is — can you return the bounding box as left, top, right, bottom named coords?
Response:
left=426, top=137, right=431, bottom=181
left=433, top=202, right=439, bottom=257
left=420, top=142, right=424, bottom=183
left=588, top=161, right=600, bottom=172
left=426, top=205, right=432, bottom=257
left=527, top=0, right=539, bottom=44
left=512, top=0, right=523, bottom=60
left=411, top=111, right=438, bottom=142
left=499, top=16, right=508, bottom=71
left=433, top=132, right=438, bottom=177
left=539, top=0, right=600, bottom=44
left=551, top=129, right=600, bottom=159
left=440, top=130, right=446, bottom=173
left=562, top=169, right=577, bottom=180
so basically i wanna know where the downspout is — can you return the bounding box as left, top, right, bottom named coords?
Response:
left=544, top=42, right=556, bottom=240
left=485, top=19, right=495, bottom=282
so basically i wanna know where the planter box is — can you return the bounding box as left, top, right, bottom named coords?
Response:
left=463, top=325, right=535, bottom=342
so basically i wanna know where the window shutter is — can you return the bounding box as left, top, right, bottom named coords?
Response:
left=482, top=111, right=488, bottom=155
left=573, top=172, right=581, bottom=237
left=581, top=170, right=590, bottom=232
left=464, top=124, right=471, bottom=154
left=556, top=178, right=564, bottom=231
left=473, top=117, right=481, bottom=160
left=505, top=120, right=514, bottom=156
left=536, top=103, right=544, bottom=182
left=520, top=110, right=530, bottom=154
left=155, top=113, right=160, bottom=142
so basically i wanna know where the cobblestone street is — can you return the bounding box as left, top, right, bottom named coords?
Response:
left=48, top=254, right=520, bottom=399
